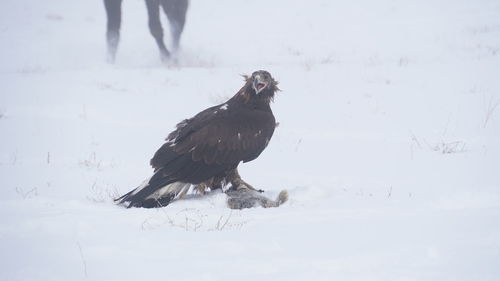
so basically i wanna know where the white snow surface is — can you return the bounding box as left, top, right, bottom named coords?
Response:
left=1, top=0, right=500, bottom=280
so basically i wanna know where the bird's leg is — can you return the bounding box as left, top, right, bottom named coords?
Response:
left=210, top=181, right=223, bottom=191
left=237, top=179, right=263, bottom=193
left=227, top=168, right=264, bottom=193
left=194, top=183, right=207, bottom=195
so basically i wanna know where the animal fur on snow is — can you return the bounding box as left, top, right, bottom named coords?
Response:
left=226, top=187, right=288, bottom=209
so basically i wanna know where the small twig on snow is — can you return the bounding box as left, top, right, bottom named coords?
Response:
left=483, top=95, right=500, bottom=128
left=76, top=242, right=88, bottom=278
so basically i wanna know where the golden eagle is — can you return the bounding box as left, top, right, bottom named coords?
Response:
left=116, top=70, right=280, bottom=208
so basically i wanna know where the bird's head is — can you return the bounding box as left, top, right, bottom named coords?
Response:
left=244, top=70, right=279, bottom=97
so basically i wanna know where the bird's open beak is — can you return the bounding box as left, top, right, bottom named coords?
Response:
left=253, top=75, right=268, bottom=94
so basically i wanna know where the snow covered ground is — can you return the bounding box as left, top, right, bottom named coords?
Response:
left=1, top=0, right=500, bottom=280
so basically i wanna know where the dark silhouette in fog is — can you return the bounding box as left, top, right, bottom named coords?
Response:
left=103, top=0, right=188, bottom=62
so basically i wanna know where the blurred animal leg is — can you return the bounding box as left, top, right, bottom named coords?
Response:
left=104, top=0, right=123, bottom=62
left=145, top=0, right=170, bottom=61
left=161, top=0, right=188, bottom=52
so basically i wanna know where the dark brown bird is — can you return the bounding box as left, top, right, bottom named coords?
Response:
left=116, top=70, right=280, bottom=208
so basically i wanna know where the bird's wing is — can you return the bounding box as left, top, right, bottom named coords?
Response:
left=150, top=105, right=275, bottom=171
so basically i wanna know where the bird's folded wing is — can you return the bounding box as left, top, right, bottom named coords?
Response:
left=151, top=107, right=274, bottom=170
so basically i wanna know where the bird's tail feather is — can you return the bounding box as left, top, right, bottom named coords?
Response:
left=114, top=177, right=151, bottom=203
left=115, top=177, right=191, bottom=208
